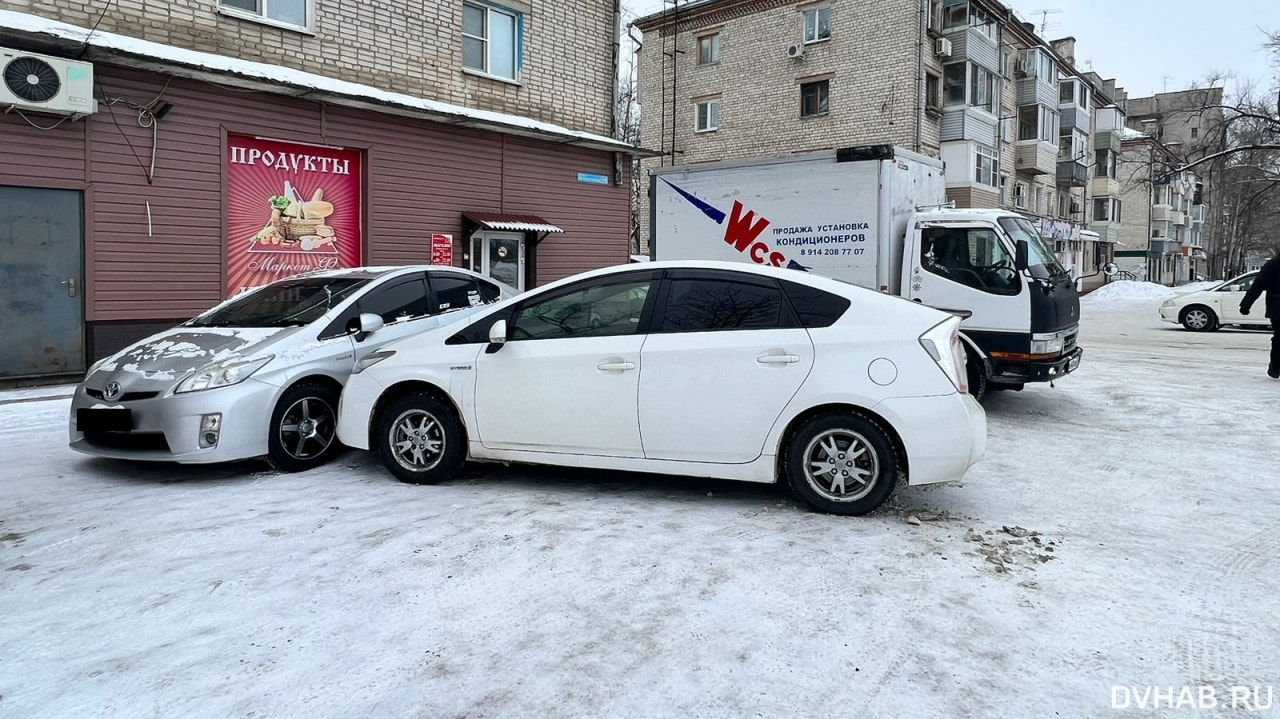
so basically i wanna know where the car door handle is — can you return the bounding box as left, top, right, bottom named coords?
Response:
left=597, top=361, right=636, bottom=372
left=757, top=353, right=800, bottom=365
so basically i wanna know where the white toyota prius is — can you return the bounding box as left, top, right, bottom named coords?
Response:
left=337, top=261, right=987, bottom=516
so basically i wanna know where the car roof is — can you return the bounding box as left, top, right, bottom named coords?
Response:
left=287, top=265, right=490, bottom=281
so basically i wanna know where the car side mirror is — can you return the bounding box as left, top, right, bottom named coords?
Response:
left=1102, top=262, right=1119, bottom=277
left=486, top=319, right=508, bottom=353
left=1015, top=240, right=1029, bottom=272
left=350, top=312, right=384, bottom=342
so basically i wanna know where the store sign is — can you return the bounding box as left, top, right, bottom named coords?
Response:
left=431, top=233, right=453, bottom=266
left=225, top=135, right=362, bottom=296
left=577, top=172, right=610, bottom=185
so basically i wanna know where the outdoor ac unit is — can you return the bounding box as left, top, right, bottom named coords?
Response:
left=786, top=43, right=805, bottom=60
left=934, top=37, right=953, bottom=57
left=0, top=47, right=96, bottom=117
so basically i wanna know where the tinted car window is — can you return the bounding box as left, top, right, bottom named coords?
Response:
left=658, top=278, right=787, bottom=333
left=512, top=280, right=652, bottom=340
left=780, top=280, right=851, bottom=328
left=361, top=277, right=430, bottom=324
left=431, top=273, right=495, bottom=313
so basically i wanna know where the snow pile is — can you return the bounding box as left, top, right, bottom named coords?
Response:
left=1084, top=280, right=1221, bottom=303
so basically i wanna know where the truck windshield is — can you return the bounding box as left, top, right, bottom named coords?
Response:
left=999, top=217, right=1067, bottom=280
left=188, top=278, right=371, bottom=328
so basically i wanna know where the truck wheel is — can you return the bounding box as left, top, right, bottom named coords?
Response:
left=966, top=355, right=988, bottom=400
left=1180, top=305, right=1217, bottom=332
left=783, top=412, right=898, bottom=516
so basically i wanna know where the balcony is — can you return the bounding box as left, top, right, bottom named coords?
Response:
left=1056, top=159, right=1089, bottom=187
left=945, top=26, right=1000, bottom=72
left=1169, top=210, right=1186, bottom=226
left=1094, top=106, right=1127, bottom=133
left=1061, top=106, right=1092, bottom=133
left=1093, top=129, right=1123, bottom=151
left=1192, top=204, right=1207, bottom=224
left=1152, top=204, right=1171, bottom=222
left=1016, top=141, right=1056, bottom=176
left=1018, top=76, right=1057, bottom=107
left=941, top=107, right=998, bottom=145
left=1093, top=176, right=1120, bottom=198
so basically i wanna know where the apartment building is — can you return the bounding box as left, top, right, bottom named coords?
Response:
left=1114, top=132, right=1204, bottom=284
left=0, top=1, right=637, bottom=378
left=633, top=0, right=1123, bottom=289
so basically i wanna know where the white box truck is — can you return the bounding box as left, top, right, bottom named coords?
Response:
left=649, top=145, right=1083, bottom=397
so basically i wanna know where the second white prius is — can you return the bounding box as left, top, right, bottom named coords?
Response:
left=337, top=261, right=986, bottom=515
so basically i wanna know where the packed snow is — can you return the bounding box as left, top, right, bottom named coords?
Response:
left=1, top=297, right=1277, bottom=718
left=1084, top=279, right=1220, bottom=303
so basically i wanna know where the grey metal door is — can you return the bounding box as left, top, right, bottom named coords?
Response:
left=0, top=187, right=84, bottom=377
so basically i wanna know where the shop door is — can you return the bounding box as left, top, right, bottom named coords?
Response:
left=0, top=187, right=84, bottom=377
left=471, top=232, right=526, bottom=291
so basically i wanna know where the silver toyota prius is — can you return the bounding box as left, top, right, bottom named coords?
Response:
left=69, top=265, right=516, bottom=471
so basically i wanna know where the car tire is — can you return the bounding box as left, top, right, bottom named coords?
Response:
left=1180, top=305, right=1218, bottom=332
left=267, top=383, right=342, bottom=473
left=375, top=392, right=466, bottom=485
left=783, top=412, right=898, bottom=516
left=966, top=354, right=988, bottom=401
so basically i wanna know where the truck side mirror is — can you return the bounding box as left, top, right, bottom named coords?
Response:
left=1102, top=262, right=1119, bottom=277
left=1015, top=240, right=1029, bottom=272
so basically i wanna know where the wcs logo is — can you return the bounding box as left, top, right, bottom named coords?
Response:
left=663, top=180, right=807, bottom=271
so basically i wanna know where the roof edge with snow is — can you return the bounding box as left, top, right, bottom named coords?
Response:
left=0, top=10, right=657, bottom=157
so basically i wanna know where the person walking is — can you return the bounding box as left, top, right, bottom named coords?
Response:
left=1240, top=253, right=1280, bottom=378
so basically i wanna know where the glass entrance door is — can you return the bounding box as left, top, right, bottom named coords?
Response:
left=471, top=232, right=526, bottom=290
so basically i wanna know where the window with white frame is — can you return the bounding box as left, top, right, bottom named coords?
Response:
left=463, top=1, right=521, bottom=81
left=1014, top=182, right=1027, bottom=209
left=695, top=99, right=720, bottom=132
left=944, top=63, right=966, bottom=106
left=970, top=64, right=998, bottom=114
left=803, top=6, right=831, bottom=43
left=1017, top=104, right=1059, bottom=142
left=697, top=33, right=721, bottom=65
left=975, top=144, right=998, bottom=187
left=1095, top=149, right=1117, bottom=178
left=220, top=0, right=308, bottom=29
left=999, top=176, right=1009, bottom=205
left=1034, top=186, right=1043, bottom=214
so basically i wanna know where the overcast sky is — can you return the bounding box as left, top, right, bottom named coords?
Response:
left=623, top=0, right=1278, bottom=99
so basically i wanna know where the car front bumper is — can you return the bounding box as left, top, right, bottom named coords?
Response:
left=1159, top=305, right=1179, bottom=323
left=875, top=391, right=986, bottom=486
left=68, top=378, right=277, bottom=463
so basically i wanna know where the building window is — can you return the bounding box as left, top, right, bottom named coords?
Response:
left=999, top=176, right=1009, bottom=205
left=801, top=80, right=830, bottom=117
left=1059, top=192, right=1069, bottom=218
left=1034, top=186, right=1043, bottom=214
left=697, top=33, right=721, bottom=65
left=1190, top=126, right=1199, bottom=139
left=970, top=64, right=997, bottom=114
left=220, top=0, right=308, bottom=28
left=1001, top=49, right=1012, bottom=77
left=1059, top=80, right=1074, bottom=103
left=1014, top=182, right=1027, bottom=209
left=1018, top=104, right=1059, bottom=142
left=927, top=0, right=943, bottom=34
left=942, top=1, right=996, bottom=40
left=976, top=144, right=998, bottom=187
left=944, top=63, right=965, bottom=106
left=695, top=100, right=720, bottom=132
left=803, top=7, right=831, bottom=43
left=926, top=72, right=942, bottom=113
left=463, top=1, right=521, bottom=82
left=1095, top=149, right=1116, bottom=178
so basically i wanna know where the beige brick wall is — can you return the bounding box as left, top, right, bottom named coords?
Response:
left=2, top=0, right=616, bottom=135
left=635, top=0, right=938, bottom=250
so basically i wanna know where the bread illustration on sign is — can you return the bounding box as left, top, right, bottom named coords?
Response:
left=251, top=182, right=338, bottom=252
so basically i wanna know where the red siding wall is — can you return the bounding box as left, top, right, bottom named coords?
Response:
left=0, top=64, right=629, bottom=327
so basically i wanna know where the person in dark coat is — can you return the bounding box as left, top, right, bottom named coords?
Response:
left=1240, top=253, right=1280, bottom=378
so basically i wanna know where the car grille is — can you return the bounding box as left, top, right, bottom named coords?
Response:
left=1063, top=332, right=1078, bottom=354
left=82, top=431, right=170, bottom=452
left=86, top=389, right=160, bottom=402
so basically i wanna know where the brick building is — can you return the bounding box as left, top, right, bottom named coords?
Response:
left=0, top=1, right=640, bottom=379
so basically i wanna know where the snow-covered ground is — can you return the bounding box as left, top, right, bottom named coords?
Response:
left=1, top=299, right=1277, bottom=719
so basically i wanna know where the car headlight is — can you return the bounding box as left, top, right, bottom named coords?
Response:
left=1030, top=337, right=1065, bottom=355
left=174, top=355, right=274, bottom=394
left=1161, top=299, right=1175, bottom=308
left=353, top=350, right=396, bottom=375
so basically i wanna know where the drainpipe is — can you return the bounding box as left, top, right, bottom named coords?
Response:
left=611, top=0, right=622, bottom=140
left=915, top=0, right=925, bottom=153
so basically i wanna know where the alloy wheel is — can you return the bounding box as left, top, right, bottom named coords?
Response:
left=278, top=396, right=336, bottom=460
left=802, top=429, right=881, bottom=502
left=389, top=409, right=446, bottom=472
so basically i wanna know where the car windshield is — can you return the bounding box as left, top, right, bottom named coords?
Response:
left=187, top=277, right=371, bottom=328
left=998, top=217, right=1067, bottom=280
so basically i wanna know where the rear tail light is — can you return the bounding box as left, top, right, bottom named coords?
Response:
left=920, top=318, right=967, bottom=394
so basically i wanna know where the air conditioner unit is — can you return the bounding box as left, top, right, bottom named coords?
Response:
left=934, top=37, right=952, bottom=57
left=786, top=43, right=804, bottom=60
left=1, top=47, right=97, bottom=117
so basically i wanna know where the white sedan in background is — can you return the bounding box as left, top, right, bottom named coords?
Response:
left=70, top=266, right=515, bottom=471
left=337, top=261, right=986, bottom=516
left=1159, top=271, right=1269, bottom=331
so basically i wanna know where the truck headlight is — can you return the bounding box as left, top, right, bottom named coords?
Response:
left=175, top=355, right=274, bottom=394
left=1030, top=337, right=1064, bottom=355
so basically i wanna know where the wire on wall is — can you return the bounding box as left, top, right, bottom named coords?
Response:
left=97, top=77, right=174, bottom=185
left=78, top=0, right=118, bottom=59
left=9, top=108, right=72, bottom=131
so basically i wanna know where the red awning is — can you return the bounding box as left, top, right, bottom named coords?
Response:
left=463, top=213, right=564, bottom=234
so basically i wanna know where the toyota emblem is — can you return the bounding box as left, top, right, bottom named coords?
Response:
left=103, top=381, right=122, bottom=401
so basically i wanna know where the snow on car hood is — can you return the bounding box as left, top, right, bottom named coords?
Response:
left=91, top=326, right=298, bottom=383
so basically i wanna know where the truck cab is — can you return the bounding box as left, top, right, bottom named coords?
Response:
left=904, top=209, right=1082, bottom=394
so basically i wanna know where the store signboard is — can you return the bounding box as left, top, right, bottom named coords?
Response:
left=431, top=233, right=454, bottom=266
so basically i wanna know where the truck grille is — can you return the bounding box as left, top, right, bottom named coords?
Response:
left=1063, top=332, right=1078, bottom=354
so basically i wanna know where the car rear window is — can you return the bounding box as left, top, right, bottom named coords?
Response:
left=780, top=280, right=851, bottom=328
